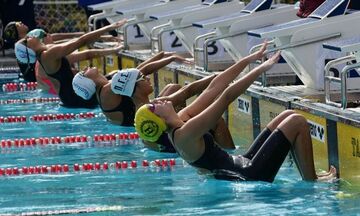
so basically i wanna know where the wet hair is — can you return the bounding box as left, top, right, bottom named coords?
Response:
left=3, top=22, right=19, bottom=47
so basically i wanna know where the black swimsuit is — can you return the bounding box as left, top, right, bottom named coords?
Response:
left=45, top=57, right=98, bottom=108
left=171, top=128, right=291, bottom=182
left=155, top=133, right=177, bottom=153
left=19, top=62, right=36, bottom=82
left=97, top=86, right=136, bottom=126
left=153, top=129, right=216, bottom=154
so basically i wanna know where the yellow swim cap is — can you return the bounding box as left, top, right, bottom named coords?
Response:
left=135, top=104, right=167, bottom=142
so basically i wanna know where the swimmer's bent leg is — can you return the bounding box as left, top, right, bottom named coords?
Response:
left=243, top=128, right=272, bottom=159
left=243, top=129, right=291, bottom=182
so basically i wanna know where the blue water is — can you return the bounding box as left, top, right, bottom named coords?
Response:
left=1, top=91, right=360, bottom=216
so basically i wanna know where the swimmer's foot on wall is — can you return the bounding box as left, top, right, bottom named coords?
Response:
left=316, top=165, right=338, bottom=182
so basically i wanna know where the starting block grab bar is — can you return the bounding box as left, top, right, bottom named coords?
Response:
left=150, top=24, right=193, bottom=53
left=150, top=22, right=172, bottom=54
left=248, top=33, right=342, bottom=86
left=193, top=31, right=217, bottom=71
left=324, top=55, right=360, bottom=109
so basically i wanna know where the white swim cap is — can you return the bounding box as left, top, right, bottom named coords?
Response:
left=72, top=72, right=96, bottom=100
left=111, top=68, right=140, bottom=97
left=15, top=42, right=37, bottom=64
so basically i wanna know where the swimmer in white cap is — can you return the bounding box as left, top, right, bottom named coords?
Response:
left=15, top=19, right=127, bottom=108
left=72, top=51, right=192, bottom=126
left=73, top=51, right=235, bottom=153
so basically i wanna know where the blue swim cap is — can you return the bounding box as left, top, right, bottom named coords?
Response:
left=27, top=29, right=47, bottom=42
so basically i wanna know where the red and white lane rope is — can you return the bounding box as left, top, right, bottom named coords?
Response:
left=0, top=115, right=26, bottom=123
left=0, top=205, right=124, bottom=216
left=0, top=158, right=178, bottom=177
left=0, top=132, right=139, bottom=148
left=0, top=112, right=102, bottom=124
left=29, top=112, right=98, bottom=122
left=0, top=97, right=60, bottom=105
left=2, top=82, right=37, bottom=92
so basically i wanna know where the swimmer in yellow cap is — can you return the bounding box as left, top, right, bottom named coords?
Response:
left=135, top=103, right=168, bottom=143
left=135, top=42, right=337, bottom=182
left=73, top=50, right=235, bottom=152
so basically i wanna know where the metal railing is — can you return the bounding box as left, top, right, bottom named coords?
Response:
left=194, top=29, right=264, bottom=72
left=88, top=12, right=107, bottom=31
left=150, top=22, right=172, bottom=54
left=193, top=31, right=217, bottom=71
left=324, top=55, right=359, bottom=109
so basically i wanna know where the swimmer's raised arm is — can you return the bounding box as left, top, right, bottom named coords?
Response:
left=50, top=32, right=85, bottom=42
left=42, top=19, right=127, bottom=62
left=67, top=43, right=123, bottom=65
left=139, top=54, right=187, bottom=76
left=178, top=42, right=268, bottom=120
left=137, top=51, right=165, bottom=70
left=178, top=51, right=280, bottom=142
left=154, top=74, right=217, bottom=108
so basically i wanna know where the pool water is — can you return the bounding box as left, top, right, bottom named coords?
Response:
left=1, top=90, right=360, bottom=216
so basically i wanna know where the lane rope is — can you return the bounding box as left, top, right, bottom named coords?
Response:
left=0, top=158, right=179, bottom=177
left=0, top=205, right=124, bottom=216
left=0, top=97, right=60, bottom=105
left=2, top=82, right=37, bottom=92
left=0, top=132, right=140, bottom=149
left=0, top=112, right=104, bottom=124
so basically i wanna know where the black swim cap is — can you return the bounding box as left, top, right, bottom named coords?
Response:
left=3, top=22, right=19, bottom=46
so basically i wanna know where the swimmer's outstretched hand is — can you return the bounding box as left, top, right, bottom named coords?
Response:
left=112, top=43, right=124, bottom=52
left=151, top=96, right=169, bottom=104
left=250, top=41, right=268, bottom=61
left=107, top=19, right=127, bottom=31
left=171, top=54, right=194, bottom=65
left=260, top=51, right=281, bottom=71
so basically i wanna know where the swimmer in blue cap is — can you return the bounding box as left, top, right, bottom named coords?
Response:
left=4, top=21, right=85, bottom=82
left=3, top=21, right=84, bottom=48
left=4, top=21, right=119, bottom=83
left=15, top=19, right=127, bottom=108
left=135, top=42, right=337, bottom=182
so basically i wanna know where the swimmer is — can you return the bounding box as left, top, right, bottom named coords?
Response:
left=72, top=51, right=235, bottom=152
left=4, top=21, right=120, bottom=82
left=3, top=21, right=85, bottom=48
left=135, top=42, right=337, bottom=182
left=36, top=44, right=123, bottom=96
left=14, top=19, right=127, bottom=108
left=72, top=51, right=188, bottom=125
left=31, top=29, right=123, bottom=95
